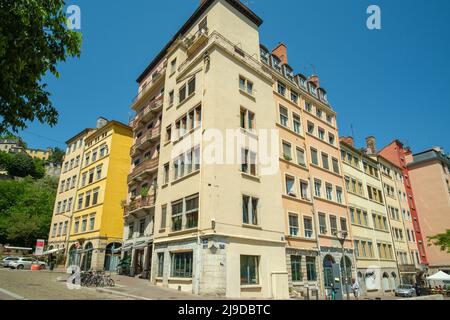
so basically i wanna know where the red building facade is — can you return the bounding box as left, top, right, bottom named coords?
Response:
left=379, top=140, right=429, bottom=265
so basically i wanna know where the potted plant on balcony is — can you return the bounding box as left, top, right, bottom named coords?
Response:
left=140, top=186, right=150, bottom=198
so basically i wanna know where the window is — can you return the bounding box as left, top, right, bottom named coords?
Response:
left=92, top=188, right=99, bottom=206
left=296, top=148, right=306, bottom=166
left=185, top=195, right=199, bottom=229
left=318, top=128, right=325, bottom=140
left=304, top=217, right=313, bottom=238
left=57, top=202, right=61, bottom=214
left=326, top=114, right=333, bottom=124
left=60, top=180, right=65, bottom=193
left=291, top=91, right=299, bottom=104
left=85, top=191, right=91, bottom=208
left=340, top=218, right=347, bottom=232
left=277, top=82, right=286, bottom=96
left=322, top=153, right=329, bottom=170
left=285, top=175, right=296, bottom=197
left=241, top=148, right=257, bottom=176
left=84, top=153, right=90, bottom=167
left=336, top=187, right=343, bottom=204
left=316, top=108, right=322, bottom=119
left=163, top=163, right=170, bottom=185
left=81, top=216, right=87, bottom=232
left=293, top=114, right=301, bottom=134
left=128, top=223, right=134, bottom=239
left=171, top=201, right=183, bottom=232
left=306, top=257, right=317, bottom=281
left=157, top=253, right=164, bottom=277
left=326, top=183, right=333, bottom=201
left=71, top=176, right=77, bottom=188
left=242, top=195, right=258, bottom=226
left=240, top=108, right=255, bottom=130
left=239, top=76, right=253, bottom=95
left=89, top=214, right=95, bottom=231
left=305, top=102, right=312, bottom=112
left=57, top=222, right=63, bottom=236
left=52, top=224, right=57, bottom=237
left=319, top=213, right=327, bottom=234
left=75, top=156, right=80, bottom=167
left=300, top=180, right=309, bottom=200
left=314, top=179, right=322, bottom=197
left=291, top=256, right=302, bottom=282
left=74, top=220, right=79, bottom=234
left=332, top=158, right=340, bottom=174
left=88, top=169, right=94, bottom=184
left=160, top=205, right=167, bottom=230
left=310, top=148, right=318, bottom=165
left=81, top=173, right=87, bottom=187
left=279, top=106, right=288, bottom=127
left=77, top=194, right=83, bottom=210
left=62, top=200, right=67, bottom=212
left=100, top=144, right=108, bottom=157
left=282, top=142, right=292, bottom=160
left=240, top=255, right=259, bottom=285
left=328, top=133, right=335, bottom=145
left=91, top=149, right=98, bottom=162
left=63, top=221, right=68, bottom=235
left=171, top=252, right=193, bottom=278
left=96, top=165, right=102, bottom=180
left=307, top=121, right=314, bottom=134
left=330, top=215, right=338, bottom=235
left=139, top=219, right=146, bottom=236
left=170, top=58, right=177, bottom=74
left=289, top=214, right=299, bottom=236
left=68, top=198, right=74, bottom=212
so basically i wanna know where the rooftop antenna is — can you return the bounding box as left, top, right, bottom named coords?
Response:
left=309, top=64, right=317, bottom=75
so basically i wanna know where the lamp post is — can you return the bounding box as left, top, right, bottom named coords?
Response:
left=334, top=230, right=350, bottom=300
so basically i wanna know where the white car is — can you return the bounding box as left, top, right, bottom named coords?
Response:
left=9, top=257, right=47, bottom=270
left=1, top=256, right=20, bottom=268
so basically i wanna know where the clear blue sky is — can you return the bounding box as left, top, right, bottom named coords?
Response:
left=21, top=0, right=450, bottom=153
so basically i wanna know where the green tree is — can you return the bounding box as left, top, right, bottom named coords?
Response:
left=0, top=0, right=82, bottom=135
left=47, top=147, right=65, bottom=164
left=428, top=230, right=450, bottom=253
left=0, top=177, right=57, bottom=247
left=6, top=153, right=35, bottom=178
left=0, top=151, right=11, bottom=171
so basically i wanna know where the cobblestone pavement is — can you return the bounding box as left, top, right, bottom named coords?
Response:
left=0, top=268, right=132, bottom=300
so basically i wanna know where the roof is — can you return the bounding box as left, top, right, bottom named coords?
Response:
left=136, top=0, right=263, bottom=83
left=65, top=128, right=95, bottom=145
left=409, top=148, right=450, bottom=167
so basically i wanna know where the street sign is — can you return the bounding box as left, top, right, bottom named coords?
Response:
left=35, top=239, right=45, bottom=256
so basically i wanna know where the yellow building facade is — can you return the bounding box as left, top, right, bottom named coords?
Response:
left=65, top=119, right=132, bottom=271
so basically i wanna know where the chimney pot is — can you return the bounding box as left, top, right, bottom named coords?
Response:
left=365, top=136, right=377, bottom=154
left=308, top=75, right=320, bottom=88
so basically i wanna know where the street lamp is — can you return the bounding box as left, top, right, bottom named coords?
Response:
left=333, top=230, right=351, bottom=300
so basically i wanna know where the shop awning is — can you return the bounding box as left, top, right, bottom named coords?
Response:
left=41, top=248, right=64, bottom=255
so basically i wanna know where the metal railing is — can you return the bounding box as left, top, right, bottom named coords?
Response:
left=127, top=157, right=159, bottom=184
left=131, top=126, right=161, bottom=155
left=130, top=96, right=163, bottom=129
left=124, top=194, right=156, bottom=216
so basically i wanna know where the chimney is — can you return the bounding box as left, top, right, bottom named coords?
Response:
left=366, top=136, right=377, bottom=154
left=340, top=136, right=355, bottom=147
left=96, top=117, right=108, bottom=129
left=308, top=75, right=320, bottom=88
left=272, top=43, right=288, bottom=65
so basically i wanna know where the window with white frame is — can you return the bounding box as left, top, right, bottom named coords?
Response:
left=289, top=214, right=299, bottom=236
left=242, top=195, right=258, bottom=226
left=279, top=106, right=288, bottom=127
left=241, top=148, right=257, bottom=176
left=293, top=114, right=301, bottom=134
left=239, top=76, right=254, bottom=96
left=286, top=175, right=296, bottom=197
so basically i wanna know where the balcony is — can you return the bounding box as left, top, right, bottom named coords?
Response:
left=128, top=157, right=159, bottom=184
left=130, top=126, right=161, bottom=156
left=131, top=96, right=164, bottom=130
left=398, top=264, right=416, bottom=273
left=131, top=68, right=166, bottom=110
left=183, top=27, right=209, bottom=56
left=124, top=195, right=156, bottom=218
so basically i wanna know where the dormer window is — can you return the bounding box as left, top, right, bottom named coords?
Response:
left=318, top=88, right=328, bottom=104
left=309, top=82, right=318, bottom=97
left=284, top=65, right=294, bottom=82
left=271, top=55, right=282, bottom=73
left=296, top=75, right=307, bottom=90
left=277, top=82, right=286, bottom=96
left=260, top=46, right=270, bottom=65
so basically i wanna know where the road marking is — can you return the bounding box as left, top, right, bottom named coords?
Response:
left=0, top=288, right=27, bottom=300
left=95, top=287, right=153, bottom=300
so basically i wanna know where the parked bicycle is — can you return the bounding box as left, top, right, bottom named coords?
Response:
left=80, top=271, right=115, bottom=288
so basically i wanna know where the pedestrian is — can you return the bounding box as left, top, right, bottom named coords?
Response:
left=351, top=279, right=360, bottom=300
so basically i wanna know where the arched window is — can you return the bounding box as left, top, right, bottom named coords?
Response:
left=81, top=242, right=93, bottom=271
left=104, top=242, right=122, bottom=271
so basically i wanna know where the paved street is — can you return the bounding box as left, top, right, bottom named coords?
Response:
left=0, top=268, right=204, bottom=300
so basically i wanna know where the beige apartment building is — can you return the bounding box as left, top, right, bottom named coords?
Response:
left=48, top=128, right=94, bottom=256
left=258, top=43, right=354, bottom=298
left=378, top=154, right=420, bottom=284
left=340, top=137, right=399, bottom=296
left=407, top=148, right=450, bottom=274
left=128, top=0, right=289, bottom=299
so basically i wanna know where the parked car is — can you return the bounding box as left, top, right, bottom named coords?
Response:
left=1, top=256, right=20, bottom=268
left=9, top=257, right=47, bottom=270
left=395, top=284, right=416, bottom=297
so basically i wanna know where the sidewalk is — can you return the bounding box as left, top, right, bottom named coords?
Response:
left=100, top=274, right=208, bottom=300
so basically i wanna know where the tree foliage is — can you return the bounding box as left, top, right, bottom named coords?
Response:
left=0, top=0, right=82, bottom=134
left=47, top=147, right=65, bottom=164
left=0, top=151, right=45, bottom=178
left=0, top=177, right=57, bottom=247
left=428, top=230, right=450, bottom=253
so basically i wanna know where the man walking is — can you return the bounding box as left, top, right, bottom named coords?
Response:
left=351, top=279, right=360, bottom=300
